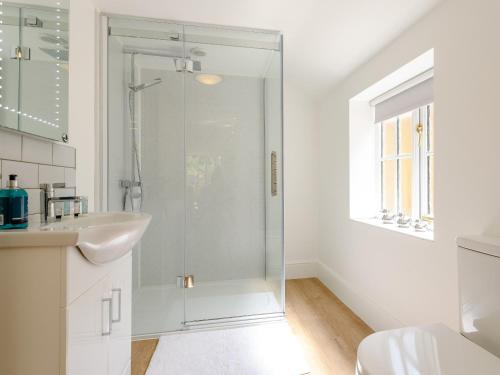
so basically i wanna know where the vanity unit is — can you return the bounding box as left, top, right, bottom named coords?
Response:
left=0, top=212, right=151, bottom=375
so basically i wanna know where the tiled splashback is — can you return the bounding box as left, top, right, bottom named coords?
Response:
left=0, top=128, right=76, bottom=223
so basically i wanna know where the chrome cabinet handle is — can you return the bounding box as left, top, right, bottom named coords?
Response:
left=101, top=297, right=113, bottom=336
left=111, top=288, right=122, bottom=323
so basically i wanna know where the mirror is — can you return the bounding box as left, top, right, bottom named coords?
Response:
left=0, top=0, right=69, bottom=142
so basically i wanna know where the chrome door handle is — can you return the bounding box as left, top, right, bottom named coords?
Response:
left=111, top=288, right=122, bottom=323
left=271, top=151, right=278, bottom=196
left=101, top=297, right=113, bottom=336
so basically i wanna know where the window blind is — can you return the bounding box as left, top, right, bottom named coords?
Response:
left=374, top=77, right=433, bottom=123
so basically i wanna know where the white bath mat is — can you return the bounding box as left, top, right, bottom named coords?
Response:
left=146, top=321, right=310, bottom=375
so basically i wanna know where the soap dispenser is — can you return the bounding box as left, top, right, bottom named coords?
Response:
left=0, top=182, right=8, bottom=229
left=0, top=174, right=28, bottom=229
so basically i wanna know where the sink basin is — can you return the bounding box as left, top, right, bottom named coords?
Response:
left=0, top=212, right=151, bottom=264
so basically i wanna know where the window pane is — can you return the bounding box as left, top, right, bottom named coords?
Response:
left=400, top=158, right=412, bottom=216
left=427, top=155, right=434, bottom=216
left=428, top=104, right=434, bottom=153
left=382, top=160, right=396, bottom=213
left=382, top=119, right=397, bottom=157
left=399, top=112, right=412, bottom=155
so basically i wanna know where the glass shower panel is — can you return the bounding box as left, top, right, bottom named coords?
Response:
left=19, top=6, right=69, bottom=139
left=0, top=4, right=20, bottom=130
left=132, top=53, right=186, bottom=335
left=107, top=16, right=284, bottom=335
left=264, top=43, right=284, bottom=314
left=107, top=18, right=187, bottom=335
left=183, top=25, right=284, bottom=323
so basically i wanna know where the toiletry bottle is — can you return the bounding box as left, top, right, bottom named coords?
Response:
left=6, top=174, right=28, bottom=229
left=0, top=183, right=9, bottom=229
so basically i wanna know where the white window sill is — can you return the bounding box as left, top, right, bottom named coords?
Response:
left=351, top=217, right=434, bottom=241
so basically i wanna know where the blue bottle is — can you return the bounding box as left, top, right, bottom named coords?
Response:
left=0, top=174, right=28, bottom=230
left=0, top=185, right=8, bottom=229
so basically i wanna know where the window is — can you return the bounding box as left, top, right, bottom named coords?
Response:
left=348, top=49, right=434, bottom=238
left=376, top=103, right=434, bottom=221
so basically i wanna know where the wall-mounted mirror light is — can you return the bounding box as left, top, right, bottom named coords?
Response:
left=0, top=0, right=69, bottom=142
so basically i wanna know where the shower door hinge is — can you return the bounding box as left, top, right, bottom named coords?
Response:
left=177, top=275, right=195, bottom=288
left=11, top=46, right=31, bottom=60
left=24, top=16, right=43, bottom=28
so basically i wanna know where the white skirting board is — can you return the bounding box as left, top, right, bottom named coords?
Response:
left=285, top=261, right=319, bottom=279
left=316, top=261, right=403, bottom=331
left=285, top=259, right=402, bottom=331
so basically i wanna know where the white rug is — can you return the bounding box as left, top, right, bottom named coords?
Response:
left=146, top=321, right=310, bottom=375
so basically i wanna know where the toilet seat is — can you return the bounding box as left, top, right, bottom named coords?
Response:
left=356, top=323, right=500, bottom=374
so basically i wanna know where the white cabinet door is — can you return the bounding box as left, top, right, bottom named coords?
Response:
left=67, top=276, right=112, bottom=375
left=109, top=254, right=132, bottom=375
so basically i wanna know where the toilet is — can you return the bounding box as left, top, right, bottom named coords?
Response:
left=356, top=235, right=500, bottom=374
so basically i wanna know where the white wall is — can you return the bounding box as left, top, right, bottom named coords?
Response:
left=284, top=82, right=320, bottom=277
left=68, top=0, right=97, bottom=211
left=318, top=0, right=500, bottom=331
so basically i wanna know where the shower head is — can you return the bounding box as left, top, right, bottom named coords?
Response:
left=129, top=78, right=162, bottom=92
left=174, top=58, right=202, bottom=73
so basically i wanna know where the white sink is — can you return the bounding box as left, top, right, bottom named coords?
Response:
left=0, top=212, right=151, bottom=264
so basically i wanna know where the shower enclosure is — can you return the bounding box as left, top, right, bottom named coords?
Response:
left=103, top=15, right=284, bottom=337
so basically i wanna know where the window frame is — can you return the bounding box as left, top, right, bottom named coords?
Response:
left=375, top=102, right=434, bottom=221
left=422, top=103, right=434, bottom=221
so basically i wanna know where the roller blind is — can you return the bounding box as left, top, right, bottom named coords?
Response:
left=374, top=77, right=433, bottom=123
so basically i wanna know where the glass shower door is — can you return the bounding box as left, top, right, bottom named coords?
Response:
left=107, top=17, right=188, bottom=335
left=182, top=25, right=284, bottom=324
left=107, top=16, right=284, bottom=334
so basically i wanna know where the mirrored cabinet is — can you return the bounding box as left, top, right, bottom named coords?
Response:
left=0, top=1, right=69, bottom=142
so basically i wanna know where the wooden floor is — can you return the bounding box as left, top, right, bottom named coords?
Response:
left=131, top=278, right=373, bottom=375
left=132, top=339, right=158, bottom=375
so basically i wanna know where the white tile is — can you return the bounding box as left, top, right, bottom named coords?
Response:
left=26, top=188, right=41, bottom=214
left=1, top=160, right=38, bottom=188
left=64, top=168, right=76, bottom=187
left=53, top=143, right=76, bottom=168
left=39, top=165, right=65, bottom=185
left=28, top=214, right=41, bottom=224
left=0, top=130, right=22, bottom=160
left=22, top=136, right=52, bottom=164
left=54, top=188, right=75, bottom=197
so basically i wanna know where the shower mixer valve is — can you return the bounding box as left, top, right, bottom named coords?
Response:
left=120, top=180, right=142, bottom=188
left=120, top=179, right=143, bottom=210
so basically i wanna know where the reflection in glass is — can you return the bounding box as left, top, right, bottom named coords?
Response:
left=382, top=118, right=396, bottom=157
left=0, top=4, right=20, bottom=130
left=0, top=2, right=68, bottom=141
left=382, top=160, right=396, bottom=213
left=428, top=103, right=434, bottom=153
left=400, top=158, right=412, bottom=216
left=399, top=112, right=412, bottom=155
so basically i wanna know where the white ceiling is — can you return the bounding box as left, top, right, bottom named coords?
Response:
left=95, top=0, right=443, bottom=97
